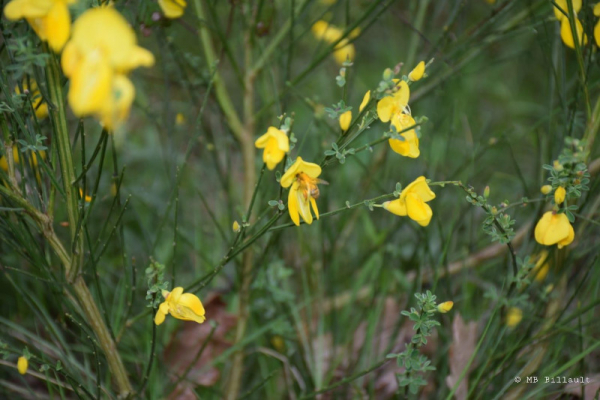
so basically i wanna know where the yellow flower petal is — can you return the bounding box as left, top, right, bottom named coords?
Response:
left=359, top=90, right=370, bottom=113
left=408, top=61, right=425, bottom=82
left=339, top=110, right=352, bottom=131
left=406, top=192, right=433, bottom=226
left=437, top=301, right=453, bottom=313
left=553, top=0, right=582, bottom=21
left=333, top=41, right=354, bottom=65
left=295, top=183, right=313, bottom=225
left=506, top=307, right=522, bottom=328
left=280, top=157, right=321, bottom=188
left=159, top=0, right=187, bottom=19
left=376, top=96, right=394, bottom=123
left=595, top=3, right=600, bottom=17
left=595, top=20, right=600, bottom=47
left=68, top=50, right=112, bottom=116
left=382, top=199, right=407, bottom=216
left=45, top=2, right=70, bottom=51
left=17, top=356, right=28, bottom=375
left=169, top=287, right=184, bottom=302
left=557, top=222, right=575, bottom=249
left=540, top=184, right=552, bottom=195
left=310, top=197, right=319, bottom=220
left=99, top=74, right=135, bottom=129
left=402, top=176, right=435, bottom=203
left=178, top=293, right=206, bottom=317
left=288, top=182, right=301, bottom=226
left=154, top=308, right=167, bottom=325
left=560, top=17, right=587, bottom=49
left=4, top=0, right=53, bottom=20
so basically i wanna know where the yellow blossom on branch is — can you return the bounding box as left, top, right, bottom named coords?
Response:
left=154, top=287, right=206, bottom=325
left=0, top=146, right=45, bottom=172
left=506, top=307, right=523, bottom=328
left=17, top=356, right=28, bottom=375
left=408, top=61, right=426, bottom=82
left=560, top=17, right=587, bottom=49
left=540, top=185, right=552, bottom=194
left=61, top=7, right=155, bottom=129
left=3, top=0, right=75, bottom=52
left=311, top=20, right=358, bottom=65
left=534, top=211, right=574, bottom=249
left=383, top=176, right=436, bottom=227
left=280, top=157, right=325, bottom=226
left=339, top=110, right=352, bottom=131
left=389, top=113, right=420, bottom=158
left=531, top=250, right=550, bottom=281
left=159, top=0, right=187, bottom=19
left=377, top=80, right=410, bottom=123
left=254, top=127, right=290, bottom=170
left=437, top=301, right=453, bottom=313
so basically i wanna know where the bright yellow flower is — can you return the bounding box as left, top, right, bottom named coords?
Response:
left=61, top=7, right=154, bottom=129
left=3, top=0, right=74, bottom=52
left=553, top=0, right=582, bottom=21
left=280, top=157, right=324, bottom=226
left=595, top=20, right=600, bottom=47
left=15, top=79, right=48, bottom=119
left=377, top=80, right=410, bottom=123
left=506, top=307, right=523, bottom=328
left=339, top=110, right=352, bottom=131
left=232, top=220, right=240, bottom=232
left=531, top=250, right=550, bottom=281
left=0, top=146, right=45, bottom=172
left=359, top=90, right=371, bottom=112
left=254, top=127, right=290, bottom=170
left=79, top=188, right=91, bottom=203
left=408, top=61, right=425, bottom=82
left=389, top=113, right=419, bottom=158
left=17, top=356, right=28, bottom=375
left=437, top=301, right=453, bottom=313
left=554, top=186, right=566, bottom=204
left=534, top=211, right=575, bottom=249
left=311, top=20, right=356, bottom=65
left=159, top=0, right=186, bottom=19
left=383, top=176, right=435, bottom=227
left=154, top=287, right=206, bottom=325
left=540, top=185, right=552, bottom=195
left=560, top=17, right=587, bottom=49
left=595, top=3, right=600, bottom=16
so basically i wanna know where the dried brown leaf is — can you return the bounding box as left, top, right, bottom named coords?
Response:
left=445, top=313, right=478, bottom=400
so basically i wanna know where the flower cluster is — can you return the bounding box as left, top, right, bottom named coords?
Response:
left=3, top=2, right=155, bottom=129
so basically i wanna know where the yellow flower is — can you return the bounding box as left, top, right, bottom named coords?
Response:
left=232, top=220, right=240, bottom=232
left=540, top=185, right=552, bottom=195
left=383, top=176, right=435, bottom=227
left=280, top=157, right=324, bottom=226
left=377, top=80, right=410, bottom=123
left=359, top=90, right=371, bottom=112
left=4, top=0, right=74, bottom=52
left=534, top=211, right=575, bottom=249
left=553, top=0, right=582, bottom=21
left=254, top=127, right=290, bottom=170
left=408, top=61, right=425, bottom=82
left=531, top=250, right=550, bottom=281
left=175, top=112, right=185, bottom=126
left=339, top=110, right=352, bottom=131
left=0, top=146, right=45, bottom=172
left=595, top=3, right=600, bottom=16
left=389, top=113, right=419, bottom=158
left=154, top=287, right=206, bottom=325
left=311, top=20, right=356, bottom=65
left=595, top=20, right=600, bottom=47
left=554, top=186, right=566, bottom=204
left=159, top=0, right=186, bottom=19
left=17, top=356, right=28, bottom=375
left=15, top=79, right=48, bottom=119
left=61, top=7, right=154, bottom=129
left=79, top=188, right=92, bottom=203
left=560, top=17, right=587, bottom=49
left=506, top=307, right=523, bottom=328
left=437, top=301, right=453, bottom=313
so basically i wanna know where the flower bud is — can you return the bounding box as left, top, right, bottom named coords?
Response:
left=553, top=160, right=563, bottom=172
left=339, top=110, right=352, bottom=132
left=437, top=301, right=453, bottom=313
left=540, top=185, right=552, bottom=195
left=383, top=68, right=394, bottom=81
left=408, top=61, right=425, bottom=81
left=232, top=221, right=241, bottom=232
left=17, top=356, right=28, bottom=375
left=484, top=185, right=490, bottom=199
left=554, top=186, right=566, bottom=204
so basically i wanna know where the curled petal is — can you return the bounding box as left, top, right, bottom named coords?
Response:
left=288, top=182, right=301, bottom=226
left=406, top=192, right=433, bottom=227
left=401, top=176, right=435, bottom=203
left=382, top=199, right=407, bottom=216
left=359, top=90, right=370, bottom=113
